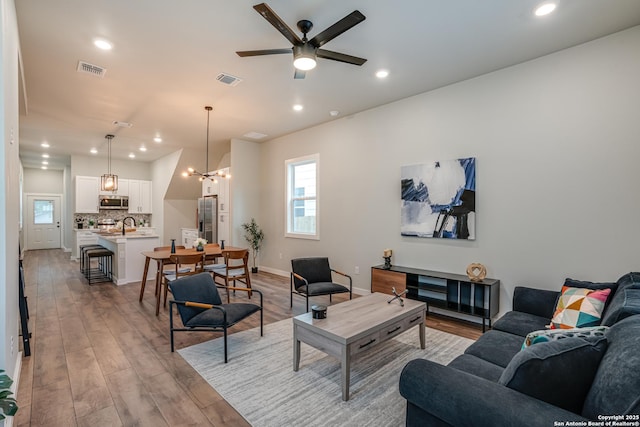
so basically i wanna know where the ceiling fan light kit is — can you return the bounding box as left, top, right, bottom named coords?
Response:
left=236, top=3, right=366, bottom=79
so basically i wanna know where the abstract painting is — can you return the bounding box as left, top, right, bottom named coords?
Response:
left=401, top=157, right=476, bottom=240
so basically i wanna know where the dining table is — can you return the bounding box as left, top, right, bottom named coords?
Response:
left=139, top=245, right=245, bottom=315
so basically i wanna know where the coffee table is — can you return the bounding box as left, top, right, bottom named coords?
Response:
left=293, top=292, right=426, bottom=401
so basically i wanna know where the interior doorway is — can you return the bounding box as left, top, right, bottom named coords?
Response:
left=26, top=194, right=62, bottom=250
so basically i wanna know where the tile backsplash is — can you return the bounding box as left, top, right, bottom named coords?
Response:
left=74, top=212, right=152, bottom=229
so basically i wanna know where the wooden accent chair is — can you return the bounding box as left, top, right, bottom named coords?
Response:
left=139, top=245, right=186, bottom=302
left=169, top=272, right=263, bottom=362
left=211, top=249, right=252, bottom=303
left=161, top=252, right=205, bottom=309
left=290, top=257, right=352, bottom=312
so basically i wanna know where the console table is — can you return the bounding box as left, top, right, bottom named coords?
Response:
left=371, top=265, right=500, bottom=332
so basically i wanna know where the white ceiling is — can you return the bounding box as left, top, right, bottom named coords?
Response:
left=16, top=0, right=640, bottom=170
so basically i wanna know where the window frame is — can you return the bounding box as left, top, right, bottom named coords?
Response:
left=285, top=153, right=319, bottom=240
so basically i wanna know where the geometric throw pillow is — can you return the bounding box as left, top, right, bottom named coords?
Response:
left=550, top=286, right=611, bottom=329
left=499, top=336, right=608, bottom=414
left=522, top=325, right=609, bottom=349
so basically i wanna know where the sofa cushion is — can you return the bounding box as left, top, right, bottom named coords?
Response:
left=582, top=315, right=640, bottom=419
left=522, top=326, right=609, bottom=349
left=493, top=311, right=551, bottom=337
left=499, top=336, right=607, bottom=414
left=448, top=354, right=504, bottom=382
left=550, top=286, right=611, bottom=329
left=564, top=278, right=618, bottom=317
left=600, top=288, right=640, bottom=327
left=464, top=330, right=524, bottom=368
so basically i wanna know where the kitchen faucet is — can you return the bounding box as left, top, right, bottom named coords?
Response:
left=122, top=216, right=136, bottom=235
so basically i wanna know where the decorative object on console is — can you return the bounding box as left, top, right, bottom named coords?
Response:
left=383, top=248, right=392, bottom=269
left=401, top=157, right=475, bottom=240
left=182, top=106, right=231, bottom=182
left=193, top=237, right=207, bottom=251
left=466, top=263, right=487, bottom=282
left=100, top=134, right=118, bottom=192
left=241, top=218, right=264, bottom=273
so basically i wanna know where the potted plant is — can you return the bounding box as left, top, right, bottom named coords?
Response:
left=88, top=219, right=95, bottom=229
left=241, top=218, right=264, bottom=273
left=0, top=370, right=18, bottom=421
left=193, top=237, right=207, bottom=251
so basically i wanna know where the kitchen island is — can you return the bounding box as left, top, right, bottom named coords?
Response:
left=95, top=232, right=160, bottom=285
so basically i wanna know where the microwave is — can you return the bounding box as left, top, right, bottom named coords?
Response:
left=99, top=195, right=129, bottom=210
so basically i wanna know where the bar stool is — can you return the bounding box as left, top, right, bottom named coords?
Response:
left=80, top=244, right=103, bottom=274
left=84, top=247, right=114, bottom=285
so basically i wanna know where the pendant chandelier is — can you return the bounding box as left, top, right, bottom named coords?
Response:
left=100, top=134, right=118, bottom=191
left=182, top=106, right=230, bottom=182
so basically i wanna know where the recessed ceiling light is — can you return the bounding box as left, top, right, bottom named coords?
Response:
left=243, top=131, right=268, bottom=139
left=128, top=153, right=135, bottom=159
left=42, top=153, right=49, bottom=158
left=94, top=39, right=113, bottom=50
left=376, top=69, right=389, bottom=79
left=534, top=3, right=556, bottom=16
left=42, top=161, right=49, bottom=165
left=153, top=137, right=162, bottom=143
left=41, top=166, right=48, bottom=170
left=90, top=148, right=98, bottom=154
left=41, top=142, right=50, bottom=148
left=293, top=104, right=303, bottom=111
left=329, top=110, right=340, bottom=117
left=139, top=146, right=147, bottom=152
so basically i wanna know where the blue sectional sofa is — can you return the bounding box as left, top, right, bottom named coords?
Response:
left=399, top=272, right=640, bottom=426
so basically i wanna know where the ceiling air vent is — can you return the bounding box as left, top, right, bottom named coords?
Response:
left=216, top=73, right=242, bottom=86
left=77, top=61, right=107, bottom=78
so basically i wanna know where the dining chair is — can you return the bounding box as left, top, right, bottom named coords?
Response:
left=203, top=243, right=225, bottom=270
left=212, top=249, right=252, bottom=303
left=162, top=252, right=205, bottom=309
left=139, top=245, right=187, bottom=302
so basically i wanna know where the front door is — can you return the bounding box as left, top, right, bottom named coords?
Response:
left=26, top=195, right=62, bottom=250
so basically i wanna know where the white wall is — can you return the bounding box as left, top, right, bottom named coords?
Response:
left=1, top=0, right=21, bottom=385
left=230, top=138, right=261, bottom=248
left=70, top=154, right=151, bottom=180
left=23, top=167, right=63, bottom=193
left=163, top=199, right=197, bottom=246
left=253, top=26, right=640, bottom=315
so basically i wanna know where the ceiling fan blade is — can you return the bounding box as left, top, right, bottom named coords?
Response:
left=236, top=48, right=292, bottom=57
left=253, top=3, right=302, bottom=46
left=309, top=10, right=366, bottom=48
left=317, top=49, right=367, bottom=66
left=294, top=69, right=306, bottom=79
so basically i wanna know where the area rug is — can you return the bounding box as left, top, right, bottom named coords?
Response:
left=179, top=318, right=474, bottom=427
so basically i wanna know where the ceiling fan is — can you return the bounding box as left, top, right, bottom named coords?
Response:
left=236, top=3, right=367, bottom=79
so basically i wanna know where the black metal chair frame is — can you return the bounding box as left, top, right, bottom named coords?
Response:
left=169, top=286, right=263, bottom=363
left=290, top=267, right=352, bottom=312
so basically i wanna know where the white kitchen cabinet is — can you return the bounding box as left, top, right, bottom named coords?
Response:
left=74, top=230, right=98, bottom=260
left=129, top=180, right=152, bottom=213
left=181, top=228, right=199, bottom=248
left=99, top=178, right=129, bottom=196
left=75, top=176, right=100, bottom=213
left=218, top=212, right=229, bottom=246
left=202, top=178, right=218, bottom=197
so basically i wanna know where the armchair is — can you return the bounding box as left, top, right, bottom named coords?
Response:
left=290, top=257, right=352, bottom=312
left=169, top=272, right=263, bottom=363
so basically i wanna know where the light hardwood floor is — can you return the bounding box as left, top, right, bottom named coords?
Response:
left=16, top=249, right=481, bottom=426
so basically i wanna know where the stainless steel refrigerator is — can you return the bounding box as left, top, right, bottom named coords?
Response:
left=197, top=196, right=218, bottom=244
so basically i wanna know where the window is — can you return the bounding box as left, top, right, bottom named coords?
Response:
left=286, top=154, right=319, bottom=239
left=33, top=200, right=54, bottom=225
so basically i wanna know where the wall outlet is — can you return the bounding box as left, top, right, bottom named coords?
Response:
left=10, top=336, right=14, bottom=355
left=355, top=266, right=360, bottom=274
